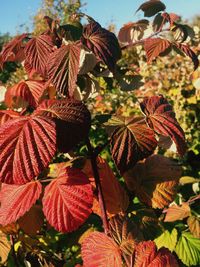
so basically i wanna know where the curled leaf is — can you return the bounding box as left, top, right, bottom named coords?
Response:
left=136, top=0, right=166, bottom=17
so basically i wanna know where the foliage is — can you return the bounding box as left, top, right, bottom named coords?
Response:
left=0, top=0, right=199, bottom=266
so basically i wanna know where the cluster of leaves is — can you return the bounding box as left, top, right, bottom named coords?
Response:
left=0, top=0, right=199, bottom=266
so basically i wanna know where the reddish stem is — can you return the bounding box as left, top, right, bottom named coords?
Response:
left=86, top=138, right=109, bottom=235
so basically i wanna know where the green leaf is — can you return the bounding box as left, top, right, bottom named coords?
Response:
left=175, top=231, right=200, bottom=266
left=154, top=228, right=178, bottom=252
left=179, top=176, right=200, bottom=185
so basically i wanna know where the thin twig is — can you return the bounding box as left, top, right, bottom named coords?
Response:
left=86, top=138, right=109, bottom=235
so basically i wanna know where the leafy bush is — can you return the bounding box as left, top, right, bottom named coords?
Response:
left=0, top=0, right=199, bottom=266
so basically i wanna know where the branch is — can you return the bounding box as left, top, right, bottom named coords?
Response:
left=121, top=28, right=170, bottom=50
left=86, top=138, right=109, bottom=235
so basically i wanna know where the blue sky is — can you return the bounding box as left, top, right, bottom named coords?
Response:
left=0, top=0, right=200, bottom=35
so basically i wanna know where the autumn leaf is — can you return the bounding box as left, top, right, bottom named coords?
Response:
left=134, top=241, right=178, bottom=267
left=164, top=202, right=191, bottom=222
left=0, top=110, right=20, bottom=126
left=144, top=38, right=171, bottom=63
left=34, top=99, right=91, bottom=152
left=25, top=34, right=55, bottom=77
left=0, top=33, right=28, bottom=67
left=47, top=42, right=81, bottom=97
left=154, top=228, right=178, bottom=252
left=0, top=230, right=11, bottom=264
left=108, top=115, right=157, bottom=174
left=81, top=21, right=121, bottom=71
left=0, top=181, right=42, bottom=225
left=187, top=216, right=200, bottom=238
left=5, top=80, right=47, bottom=108
left=81, top=231, right=122, bottom=267
left=42, top=167, right=93, bottom=233
left=136, top=0, right=166, bottom=17
left=124, top=155, right=181, bottom=208
left=0, top=115, right=56, bottom=184
left=82, top=156, right=129, bottom=216
left=140, top=95, right=187, bottom=156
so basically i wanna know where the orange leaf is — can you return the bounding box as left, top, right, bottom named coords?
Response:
left=82, top=156, right=129, bottom=217
left=164, top=202, right=191, bottom=222
left=81, top=231, right=122, bottom=267
left=0, top=230, right=11, bottom=264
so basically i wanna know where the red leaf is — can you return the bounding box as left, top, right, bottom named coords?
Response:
left=81, top=231, right=122, bottom=267
left=109, top=116, right=157, bottom=174
left=0, top=34, right=28, bottom=66
left=144, top=38, right=171, bottom=63
left=25, top=34, right=55, bottom=78
left=34, top=99, right=91, bottom=152
left=0, top=110, right=20, bottom=127
left=0, top=181, right=42, bottom=225
left=5, top=80, right=47, bottom=108
left=174, top=43, right=199, bottom=70
left=47, top=42, right=81, bottom=97
left=42, top=167, right=93, bottom=232
left=81, top=21, right=121, bottom=71
left=0, top=115, right=56, bottom=184
left=136, top=0, right=166, bottom=17
left=140, top=95, right=186, bottom=156
left=134, top=241, right=178, bottom=267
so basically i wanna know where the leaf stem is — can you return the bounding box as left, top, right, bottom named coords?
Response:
left=10, top=235, right=20, bottom=267
left=86, top=138, right=109, bottom=235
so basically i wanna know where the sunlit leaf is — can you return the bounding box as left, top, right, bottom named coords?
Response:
left=134, top=240, right=178, bottom=266
left=0, top=110, right=20, bottom=126
left=25, top=34, right=55, bottom=77
left=82, top=157, right=129, bottom=216
left=136, top=0, right=166, bottom=17
left=47, top=42, right=81, bottom=97
left=144, top=38, right=171, bottom=63
left=0, top=115, right=56, bottom=184
left=0, top=181, right=42, bottom=225
left=108, top=116, right=157, bottom=174
left=81, top=21, right=121, bottom=71
left=42, top=167, right=93, bottom=233
left=179, top=176, right=200, bottom=185
left=0, top=230, right=11, bottom=263
left=187, top=216, right=200, bottom=238
left=154, top=228, right=178, bottom=252
left=164, top=203, right=191, bottom=222
left=124, top=155, right=181, bottom=208
left=140, top=95, right=187, bottom=156
left=175, top=232, right=200, bottom=266
left=81, top=231, right=122, bottom=267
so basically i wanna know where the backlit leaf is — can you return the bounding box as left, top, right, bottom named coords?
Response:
left=124, top=155, right=181, bottom=208
left=140, top=95, right=187, bottom=156
left=0, top=230, right=11, bottom=263
left=0, top=110, right=20, bottom=126
left=187, top=216, right=200, bottom=238
left=144, top=38, right=171, bottom=63
left=118, top=20, right=149, bottom=44
left=0, top=115, right=56, bottom=184
left=42, top=167, right=93, bottom=233
left=0, top=33, right=28, bottom=67
left=47, top=42, right=81, bottom=97
left=175, top=232, right=200, bottom=266
left=179, top=176, right=200, bottom=185
left=109, top=116, right=157, bottom=174
left=5, top=80, right=47, bottom=108
left=25, top=34, right=55, bottom=77
left=0, top=181, right=42, bottom=225
left=174, top=43, right=199, bottom=70
left=81, top=21, right=121, bottom=71
left=34, top=99, right=91, bottom=152
left=164, top=203, right=191, bottom=222
left=82, top=156, right=129, bottom=216
left=154, top=228, right=178, bottom=252
left=134, top=241, right=178, bottom=267
left=81, top=231, right=122, bottom=267
left=136, top=0, right=166, bottom=17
